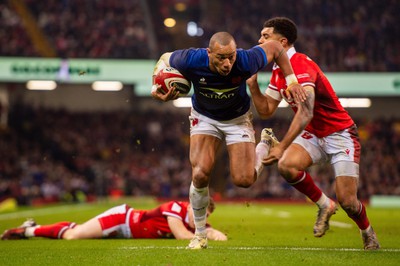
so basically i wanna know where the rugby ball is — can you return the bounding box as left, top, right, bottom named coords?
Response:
left=154, top=67, right=191, bottom=96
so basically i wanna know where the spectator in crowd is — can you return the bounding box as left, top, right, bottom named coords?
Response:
left=1, top=0, right=398, bottom=71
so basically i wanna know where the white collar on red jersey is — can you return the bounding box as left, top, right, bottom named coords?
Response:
left=273, top=47, right=296, bottom=70
left=287, top=47, right=296, bottom=59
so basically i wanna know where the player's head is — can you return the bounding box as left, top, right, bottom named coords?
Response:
left=207, top=32, right=237, bottom=76
left=207, top=197, right=215, bottom=213
left=259, top=17, right=297, bottom=47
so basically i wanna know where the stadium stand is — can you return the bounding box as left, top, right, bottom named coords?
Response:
left=0, top=105, right=399, bottom=205
left=0, top=0, right=399, bottom=71
left=0, top=0, right=399, bottom=205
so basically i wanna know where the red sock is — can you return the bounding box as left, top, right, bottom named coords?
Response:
left=34, top=222, right=75, bottom=239
left=290, top=171, right=322, bottom=202
left=348, top=201, right=370, bottom=230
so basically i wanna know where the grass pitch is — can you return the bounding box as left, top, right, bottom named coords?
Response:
left=0, top=197, right=399, bottom=266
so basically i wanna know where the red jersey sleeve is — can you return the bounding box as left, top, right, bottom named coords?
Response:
left=159, top=201, right=189, bottom=221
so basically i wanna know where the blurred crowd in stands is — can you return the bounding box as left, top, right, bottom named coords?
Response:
left=1, top=0, right=399, bottom=71
left=1, top=104, right=399, bottom=205
left=0, top=0, right=399, bottom=205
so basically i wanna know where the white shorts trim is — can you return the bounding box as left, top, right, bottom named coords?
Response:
left=293, top=126, right=360, bottom=178
left=189, top=109, right=255, bottom=145
left=96, top=204, right=132, bottom=238
left=332, top=161, right=359, bottom=178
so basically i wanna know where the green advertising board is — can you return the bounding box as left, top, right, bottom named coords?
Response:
left=0, top=57, right=399, bottom=96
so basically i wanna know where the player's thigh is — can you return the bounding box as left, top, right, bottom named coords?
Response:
left=327, top=125, right=361, bottom=165
left=279, top=143, right=313, bottom=171
left=227, top=141, right=255, bottom=178
left=190, top=134, right=221, bottom=176
left=63, top=218, right=102, bottom=239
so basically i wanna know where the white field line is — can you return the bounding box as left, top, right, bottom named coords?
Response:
left=262, top=208, right=291, bottom=218
left=330, top=220, right=353, bottom=228
left=262, top=208, right=353, bottom=228
left=276, top=211, right=291, bottom=218
left=120, top=246, right=400, bottom=252
left=0, top=205, right=96, bottom=220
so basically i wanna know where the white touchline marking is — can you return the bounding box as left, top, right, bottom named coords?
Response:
left=0, top=205, right=96, bottom=220
left=262, top=208, right=273, bottom=215
left=330, top=220, right=353, bottom=228
left=119, top=246, right=400, bottom=252
left=276, top=211, right=291, bottom=218
left=261, top=209, right=291, bottom=218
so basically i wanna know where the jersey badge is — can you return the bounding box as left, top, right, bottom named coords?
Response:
left=171, top=202, right=182, bottom=213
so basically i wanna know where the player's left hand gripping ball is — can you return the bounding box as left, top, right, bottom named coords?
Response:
left=154, top=67, right=191, bottom=96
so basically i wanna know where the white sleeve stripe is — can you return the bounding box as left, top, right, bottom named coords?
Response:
left=301, top=82, right=315, bottom=87
left=162, top=211, right=183, bottom=220
left=266, top=88, right=282, bottom=101
left=268, top=84, right=278, bottom=90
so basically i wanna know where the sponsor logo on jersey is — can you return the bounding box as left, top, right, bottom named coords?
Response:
left=297, top=73, right=310, bottom=79
left=199, top=86, right=238, bottom=99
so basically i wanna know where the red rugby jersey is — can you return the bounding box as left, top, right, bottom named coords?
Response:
left=266, top=47, right=354, bottom=138
left=129, top=201, right=193, bottom=238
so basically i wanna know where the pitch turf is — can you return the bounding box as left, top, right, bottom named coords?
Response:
left=0, top=197, right=399, bottom=266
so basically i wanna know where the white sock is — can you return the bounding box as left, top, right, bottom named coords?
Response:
left=189, top=182, right=209, bottom=235
left=361, top=225, right=372, bottom=234
left=255, top=142, right=270, bottom=177
left=316, top=194, right=329, bottom=208
left=25, top=226, right=40, bottom=237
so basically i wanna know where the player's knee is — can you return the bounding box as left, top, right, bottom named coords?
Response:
left=232, top=174, right=255, bottom=188
left=277, top=158, right=289, bottom=173
left=192, top=167, right=210, bottom=187
left=277, top=160, right=297, bottom=182
left=338, top=198, right=358, bottom=216
left=62, top=229, right=80, bottom=240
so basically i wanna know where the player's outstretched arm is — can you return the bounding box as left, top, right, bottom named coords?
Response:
left=247, top=74, right=280, bottom=119
left=152, top=52, right=172, bottom=78
left=151, top=52, right=180, bottom=102
left=167, top=216, right=196, bottom=240
left=259, top=41, right=307, bottom=104
left=262, top=86, right=314, bottom=165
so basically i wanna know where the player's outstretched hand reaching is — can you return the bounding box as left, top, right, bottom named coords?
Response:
left=262, top=144, right=285, bottom=166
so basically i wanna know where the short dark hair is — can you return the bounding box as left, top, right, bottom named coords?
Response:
left=209, top=31, right=236, bottom=49
left=263, top=17, right=297, bottom=45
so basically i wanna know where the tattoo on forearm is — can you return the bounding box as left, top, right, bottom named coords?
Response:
left=274, top=48, right=285, bottom=61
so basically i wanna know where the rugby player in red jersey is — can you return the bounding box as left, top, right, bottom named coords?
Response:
left=247, top=17, right=379, bottom=250
left=1, top=199, right=227, bottom=241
